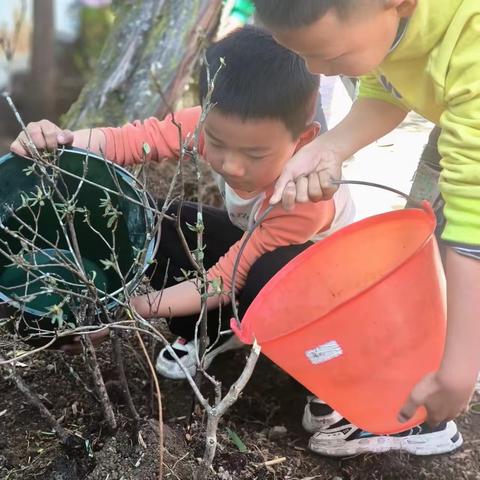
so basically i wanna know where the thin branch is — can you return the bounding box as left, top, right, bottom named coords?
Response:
left=57, top=355, right=98, bottom=401
left=0, top=354, right=72, bottom=444
left=197, top=341, right=261, bottom=477
left=2, top=93, right=41, bottom=158
left=111, top=330, right=140, bottom=428
left=135, top=331, right=163, bottom=480
left=230, top=205, right=275, bottom=328
left=81, top=335, right=117, bottom=431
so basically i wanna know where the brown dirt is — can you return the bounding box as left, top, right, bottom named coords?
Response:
left=1, top=133, right=479, bottom=480
left=1, top=334, right=479, bottom=480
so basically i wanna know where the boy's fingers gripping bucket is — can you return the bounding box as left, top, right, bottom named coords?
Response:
left=233, top=202, right=446, bottom=435
left=0, top=148, right=157, bottom=346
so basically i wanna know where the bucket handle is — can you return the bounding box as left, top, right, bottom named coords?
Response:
left=332, top=179, right=422, bottom=207
left=230, top=179, right=429, bottom=333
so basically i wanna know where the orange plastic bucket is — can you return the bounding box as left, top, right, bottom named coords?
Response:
left=232, top=203, right=446, bottom=434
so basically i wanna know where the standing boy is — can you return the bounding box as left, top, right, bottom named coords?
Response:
left=252, top=0, right=478, bottom=456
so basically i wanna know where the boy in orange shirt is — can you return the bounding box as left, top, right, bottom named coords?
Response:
left=11, top=26, right=354, bottom=379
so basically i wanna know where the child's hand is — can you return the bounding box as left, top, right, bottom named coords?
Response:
left=269, top=135, right=343, bottom=210
left=10, top=120, right=74, bottom=156
left=398, top=372, right=474, bottom=426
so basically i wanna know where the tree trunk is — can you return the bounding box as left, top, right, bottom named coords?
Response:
left=63, top=0, right=223, bottom=129
left=31, top=0, right=56, bottom=119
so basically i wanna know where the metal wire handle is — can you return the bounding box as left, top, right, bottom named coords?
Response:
left=230, top=205, right=275, bottom=329
left=331, top=179, right=420, bottom=206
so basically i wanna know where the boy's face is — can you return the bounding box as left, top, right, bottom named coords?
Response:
left=269, top=1, right=416, bottom=77
left=204, top=110, right=317, bottom=194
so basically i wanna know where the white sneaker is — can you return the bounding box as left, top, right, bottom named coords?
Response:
left=156, top=335, right=243, bottom=380
left=302, top=396, right=344, bottom=433
left=309, top=419, right=463, bottom=457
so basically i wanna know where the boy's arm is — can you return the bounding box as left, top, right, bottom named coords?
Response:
left=270, top=97, right=409, bottom=208
left=132, top=197, right=336, bottom=318
left=399, top=248, right=480, bottom=425
left=206, top=198, right=335, bottom=294
left=100, top=106, right=202, bottom=165
left=400, top=21, right=480, bottom=425
left=131, top=279, right=219, bottom=319
left=440, top=250, right=480, bottom=394
left=9, top=107, right=202, bottom=166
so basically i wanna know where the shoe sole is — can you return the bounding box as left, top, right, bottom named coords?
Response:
left=309, top=421, right=463, bottom=457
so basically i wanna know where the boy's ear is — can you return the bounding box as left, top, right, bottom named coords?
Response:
left=386, top=0, right=417, bottom=17
left=296, top=121, right=321, bottom=149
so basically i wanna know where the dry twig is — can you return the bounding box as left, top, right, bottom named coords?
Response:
left=135, top=330, right=164, bottom=480
left=0, top=354, right=71, bottom=444
left=81, top=335, right=117, bottom=431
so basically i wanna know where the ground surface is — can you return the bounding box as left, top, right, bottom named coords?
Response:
left=1, top=93, right=480, bottom=479
left=1, top=340, right=479, bottom=480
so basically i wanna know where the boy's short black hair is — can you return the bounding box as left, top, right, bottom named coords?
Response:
left=199, top=26, right=320, bottom=138
left=253, top=0, right=355, bottom=29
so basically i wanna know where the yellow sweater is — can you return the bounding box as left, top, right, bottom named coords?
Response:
left=359, top=0, right=480, bottom=245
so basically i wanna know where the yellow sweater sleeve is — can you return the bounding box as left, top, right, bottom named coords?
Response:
left=438, top=14, right=480, bottom=245
left=358, top=73, right=410, bottom=112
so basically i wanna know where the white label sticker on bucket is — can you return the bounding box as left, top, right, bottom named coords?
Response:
left=305, top=341, right=343, bottom=365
